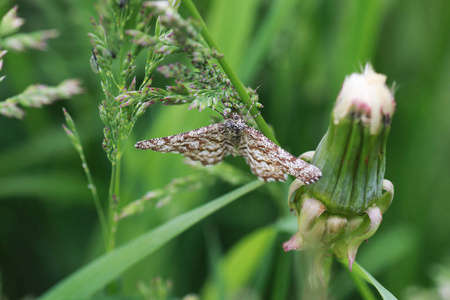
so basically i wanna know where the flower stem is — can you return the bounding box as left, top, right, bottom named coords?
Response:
left=298, top=251, right=331, bottom=300
left=80, top=151, right=108, bottom=250
left=108, top=162, right=119, bottom=252
left=182, top=0, right=279, bottom=145
left=62, top=108, right=108, bottom=250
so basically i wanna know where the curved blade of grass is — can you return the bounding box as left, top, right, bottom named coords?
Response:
left=333, top=225, right=416, bottom=299
left=206, top=0, right=259, bottom=70
left=346, top=260, right=398, bottom=300
left=202, top=226, right=277, bottom=299
left=0, top=172, right=91, bottom=205
left=239, top=0, right=298, bottom=83
left=39, top=180, right=264, bottom=300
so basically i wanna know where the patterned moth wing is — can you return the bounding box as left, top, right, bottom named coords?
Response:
left=135, top=123, right=234, bottom=166
left=238, top=125, right=322, bottom=184
left=135, top=113, right=322, bottom=184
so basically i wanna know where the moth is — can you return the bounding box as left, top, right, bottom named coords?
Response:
left=135, top=111, right=322, bottom=184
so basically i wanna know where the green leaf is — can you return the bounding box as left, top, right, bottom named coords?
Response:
left=0, top=172, right=91, bottom=205
left=206, top=0, right=259, bottom=69
left=238, top=0, right=300, bottom=83
left=352, top=261, right=398, bottom=300
left=201, top=226, right=277, bottom=299
left=333, top=225, right=417, bottom=299
left=327, top=0, right=395, bottom=94
left=39, top=180, right=264, bottom=299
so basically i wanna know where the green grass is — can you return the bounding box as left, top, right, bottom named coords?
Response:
left=1, top=0, right=450, bottom=299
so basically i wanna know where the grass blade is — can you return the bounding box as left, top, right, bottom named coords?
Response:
left=351, top=261, right=398, bottom=300
left=39, top=180, right=264, bottom=299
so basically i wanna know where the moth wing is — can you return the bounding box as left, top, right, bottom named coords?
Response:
left=238, top=126, right=322, bottom=184
left=135, top=123, right=231, bottom=165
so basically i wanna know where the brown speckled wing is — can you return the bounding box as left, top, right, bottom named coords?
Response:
left=135, top=123, right=232, bottom=166
left=238, top=125, right=322, bottom=184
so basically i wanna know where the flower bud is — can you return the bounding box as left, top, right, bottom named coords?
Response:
left=285, top=64, right=395, bottom=271
left=308, top=64, right=395, bottom=215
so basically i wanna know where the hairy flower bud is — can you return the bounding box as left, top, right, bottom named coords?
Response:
left=285, top=64, right=395, bottom=272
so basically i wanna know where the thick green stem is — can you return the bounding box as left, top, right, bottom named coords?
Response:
left=182, top=0, right=279, bottom=145
left=298, top=251, right=331, bottom=300
left=106, top=160, right=120, bottom=294
left=108, top=162, right=119, bottom=252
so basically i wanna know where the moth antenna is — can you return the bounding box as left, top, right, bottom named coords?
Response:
left=245, top=94, right=259, bottom=117
left=209, top=106, right=225, bottom=117
left=243, top=93, right=260, bottom=121
left=244, top=111, right=261, bottom=122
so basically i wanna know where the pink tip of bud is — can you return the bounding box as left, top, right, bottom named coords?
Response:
left=348, top=256, right=355, bottom=271
left=355, top=101, right=371, bottom=115
left=333, top=64, right=395, bottom=134
left=282, top=232, right=303, bottom=252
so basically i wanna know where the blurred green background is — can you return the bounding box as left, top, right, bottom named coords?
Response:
left=1, top=0, right=449, bottom=299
